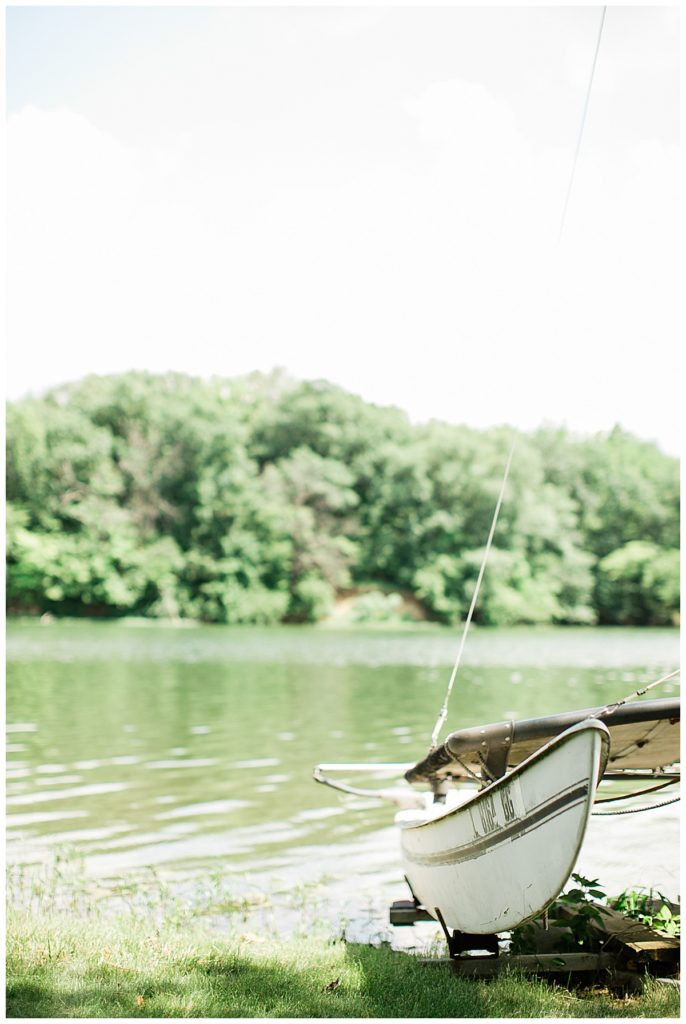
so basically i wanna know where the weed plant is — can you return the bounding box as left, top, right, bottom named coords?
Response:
left=510, top=873, right=681, bottom=954
left=611, top=888, right=681, bottom=938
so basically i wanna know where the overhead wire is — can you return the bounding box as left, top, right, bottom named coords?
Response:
left=429, top=438, right=515, bottom=749
left=591, top=669, right=680, bottom=720
left=558, top=6, right=607, bottom=241
left=428, top=8, right=613, bottom=752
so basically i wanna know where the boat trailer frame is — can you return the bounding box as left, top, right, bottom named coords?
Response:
left=389, top=888, right=680, bottom=985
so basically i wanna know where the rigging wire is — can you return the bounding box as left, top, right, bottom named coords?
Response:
left=592, top=669, right=680, bottom=720
left=558, top=6, right=607, bottom=241
left=429, top=438, right=516, bottom=749
left=427, top=11, right=611, bottom=753
left=592, top=796, right=680, bottom=816
left=594, top=778, right=679, bottom=804
left=425, top=9, right=671, bottom=759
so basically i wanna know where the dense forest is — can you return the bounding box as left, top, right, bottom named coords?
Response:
left=6, top=370, right=680, bottom=627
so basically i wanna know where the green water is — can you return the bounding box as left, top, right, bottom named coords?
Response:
left=6, top=622, right=680, bottom=920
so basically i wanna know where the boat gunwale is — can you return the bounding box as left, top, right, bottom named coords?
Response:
left=399, top=717, right=611, bottom=833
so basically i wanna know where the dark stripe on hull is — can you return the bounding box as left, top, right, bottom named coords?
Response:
left=402, top=781, right=589, bottom=867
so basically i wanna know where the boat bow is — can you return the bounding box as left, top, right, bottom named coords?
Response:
left=399, top=717, right=612, bottom=933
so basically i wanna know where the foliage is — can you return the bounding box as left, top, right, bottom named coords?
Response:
left=290, top=575, right=336, bottom=623
left=509, top=873, right=607, bottom=955
left=611, top=888, right=680, bottom=938
left=510, top=874, right=681, bottom=959
left=349, top=591, right=406, bottom=624
left=6, top=370, right=680, bottom=625
left=596, top=542, right=680, bottom=625
left=547, top=873, right=608, bottom=951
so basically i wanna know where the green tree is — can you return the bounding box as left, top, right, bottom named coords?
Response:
left=596, top=541, right=679, bottom=625
left=261, top=448, right=359, bottom=621
left=5, top=372, right=679, bottom=627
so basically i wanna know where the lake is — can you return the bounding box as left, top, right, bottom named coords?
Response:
left=6, top=621, right=680, bottom=941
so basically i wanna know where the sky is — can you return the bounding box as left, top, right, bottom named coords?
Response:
left=5, top=4, right=680, bottom=454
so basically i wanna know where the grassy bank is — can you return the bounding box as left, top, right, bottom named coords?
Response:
left=7, top=905, right=680, bottom=1018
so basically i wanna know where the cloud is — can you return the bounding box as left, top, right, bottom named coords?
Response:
left=6, top=69, right=679, bottom=455
left=406, top=79, right=521, bottom=152
left=7, top=107, right=227, bottom=387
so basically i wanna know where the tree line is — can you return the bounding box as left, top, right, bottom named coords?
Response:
left=6, top=370, right=680, bottom=626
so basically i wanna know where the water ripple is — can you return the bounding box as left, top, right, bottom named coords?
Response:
left=6, top=782, right=131, bottom=805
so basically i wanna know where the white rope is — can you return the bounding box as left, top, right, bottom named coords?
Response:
left=592, top=669, right=680, bottom=720
left=558, top=6, right=607, bottom=241
left=430, top=439, right=516, bottom=749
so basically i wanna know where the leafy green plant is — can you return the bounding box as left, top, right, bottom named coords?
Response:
left=507, top=919, right=539, bottom=955
left=611, top=888, right=681, bottom=938
left=548, top=874, right=607, bottom=950
left=510, top=875, right=682, bottom=956
left=509, top=873, right=607, bottom=954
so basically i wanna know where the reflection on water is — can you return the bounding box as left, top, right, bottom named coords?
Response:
left=6, top=621, right=680, bottom=935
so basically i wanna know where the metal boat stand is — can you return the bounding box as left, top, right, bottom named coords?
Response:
left=389, top=891, right=499, bottom=959
left=433, top=907, right=500, bottom=959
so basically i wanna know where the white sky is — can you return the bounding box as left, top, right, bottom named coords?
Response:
left=5, top=4, right=680, bottom=454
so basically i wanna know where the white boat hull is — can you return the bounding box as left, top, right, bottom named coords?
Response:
left=398, top=718, right=610, bottom=934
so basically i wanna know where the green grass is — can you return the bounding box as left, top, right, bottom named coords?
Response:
left=6, top=905, right=680, bottom=1018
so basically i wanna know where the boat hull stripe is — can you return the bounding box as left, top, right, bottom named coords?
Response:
left=402, top=781, right=589, bottom=867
